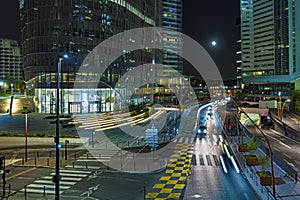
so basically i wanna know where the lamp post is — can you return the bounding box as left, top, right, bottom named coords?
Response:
left=55, top=54, right=68, bottom=200
left=278, top=98, right=290, bottom=121
left=10, top=83, right=13, bottom=95
left=65, top=140, right=69, bottom=160
left=91, top=132, right=95, bottom=148
left=23, top=106, right=28, bottom=162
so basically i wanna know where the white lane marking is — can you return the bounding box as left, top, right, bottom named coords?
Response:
left=280, top=141, right=291, bottom=149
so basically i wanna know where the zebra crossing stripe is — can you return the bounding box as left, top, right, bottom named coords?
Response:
left=49, top=172, right=87, bottom=178
left=20, top=188, right=62, bottom=195
left=179, top=137, right=183, bottom=143
left=59, top=169, right=91, bottom=174
left=26, top=184, right=70, bottom=190
left=34, top=180, right=76, bottom=186
left=77, top=159, right=109, bottom=162
left=43, top=176, right=82, bottom=182
left=64, top=165, right=100, bottom=170
left=184, top=137, right=189, bottom=143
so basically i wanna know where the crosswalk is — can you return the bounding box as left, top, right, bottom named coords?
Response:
left=73, top=150, right=121, bottom=166
left=20, top=169, right=92, bottom=195
left=172, top=136, right=195, bottom=144
left=192, top=154, right=220, bottom=167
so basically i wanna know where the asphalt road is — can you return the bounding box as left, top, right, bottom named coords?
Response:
left=184, top=104, right=260, bottom=200
left=249, top=126, right=300, bottom=176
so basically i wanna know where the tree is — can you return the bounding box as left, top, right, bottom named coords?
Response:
left=257, top=154, right=269, bottom=172
left=291, top=89, right=300, bottom=111
left=247, top=136, right=258, bottom=155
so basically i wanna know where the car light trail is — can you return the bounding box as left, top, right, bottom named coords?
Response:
left=230, top=156, right=240, bottom=174
left=223, top=144, right=231, bottom=158
left=220, top=155, right=228, bottom=173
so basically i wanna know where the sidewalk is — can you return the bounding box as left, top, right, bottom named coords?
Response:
left=229, top=135, right=300, bottom=200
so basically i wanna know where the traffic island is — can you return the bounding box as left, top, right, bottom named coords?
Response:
left=145, top=143, right=193, bottom=200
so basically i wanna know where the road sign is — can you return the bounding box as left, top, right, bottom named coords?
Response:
left=145, top=124, right=158, bottom=150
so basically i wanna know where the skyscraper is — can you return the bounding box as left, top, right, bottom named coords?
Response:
left=240, top=0, right=300, bottom=101
left=20, top=0, right=159, bottom=114
left=0, top=38, right=22, bottom=81
left=162, top=0, right=183, bottom=74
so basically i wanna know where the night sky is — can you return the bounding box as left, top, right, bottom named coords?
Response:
left=0, top=0, right=240, bottom=80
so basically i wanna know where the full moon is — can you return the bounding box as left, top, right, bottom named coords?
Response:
left=211, top=41, right=217, bottom=46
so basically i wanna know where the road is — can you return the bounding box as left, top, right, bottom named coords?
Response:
left=0, top=103, right=261, bottom=199
left=184, top=104, right=260, bottom=199
left=248, top=126, right=300, bottom=176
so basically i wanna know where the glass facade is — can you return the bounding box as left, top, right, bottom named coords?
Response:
left=240, top=0, right=300, bottom=100
left=20, top=0, right=157, bottom=113
left=162, top=0, right=183, bottom=75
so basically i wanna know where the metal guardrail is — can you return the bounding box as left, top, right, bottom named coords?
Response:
left=269, top=112, right=300, bottom=143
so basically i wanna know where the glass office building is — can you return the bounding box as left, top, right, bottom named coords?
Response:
left=162, top=0, right=183, bottom=74
left=240, top=0, right=300, bottom=100
left=20, top=0, right=158, bottom=114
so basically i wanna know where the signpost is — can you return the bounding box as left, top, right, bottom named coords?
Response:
left=145, top=124, right=158, bottom=151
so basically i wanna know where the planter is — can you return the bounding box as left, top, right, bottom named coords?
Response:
left=245, top=155, right=259, bottom=166
left=257, top=171, right=272, bottom=186
left=238, top=144, right=249, bottom=152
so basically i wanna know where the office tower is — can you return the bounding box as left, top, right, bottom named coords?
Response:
left=240, top=0, right=300, bottom=101
left=162, top=0, right=183, bottom=74
left=0, top=38, right=22, bottom=81
left=20, top=0, right=158, bottom=113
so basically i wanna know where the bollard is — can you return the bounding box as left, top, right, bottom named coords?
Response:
left=37, top=152, right=39, bottom=158
left=43, top=185, right=46, bottom=197
left=22, top=157, right=24, bottom=165
left=72, top=161, right=75, bottom=168
left=47, top=158, right=49, bottom=166
left=87, top=153, right=89, bottom=159
left=50, top=151, right=51, bottom=158
left=35, top=157, right=37, bottom=165
left=24, top=185, right=27, bottom=197
left=74, top=152, right=77, bottom=160
left=8, top=184, right=11, bottom=194
left=86, top=162, right=88, bottom=169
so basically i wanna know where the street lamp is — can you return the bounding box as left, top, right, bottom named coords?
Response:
left=10, top=83, right=13, bottom=94
left=278, top=98, right=290, bottom=121
left=55, top=54, right=68, bottom=200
